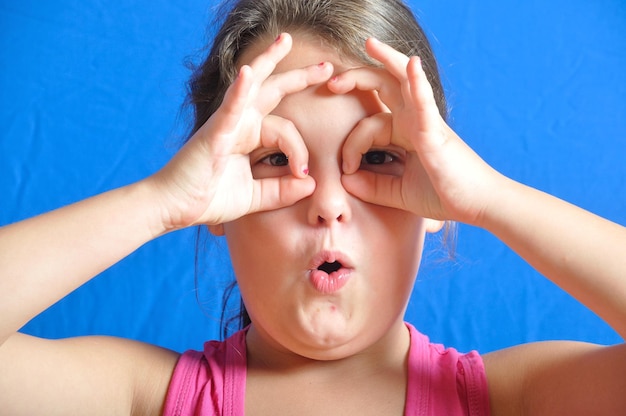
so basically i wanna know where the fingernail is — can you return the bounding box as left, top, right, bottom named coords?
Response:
left=330, top=76, right=339, bottom=83
left=302, top=166, right=309, bottom=176
left=318, top=62, right=326, bottom=68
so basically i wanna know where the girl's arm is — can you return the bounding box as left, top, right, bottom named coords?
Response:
left=478, top=174, right=626, bottom=338
left=0, top=181, right=180, bottom=416
left=0, top=33, right=327, bottom=344
left=329, top=38, right=626, bottom=414
left=477, top=178, right=626, bottom=415
left=0, top=33, right=330, bottom=415
left=0, top=181, right=164, bottom=344
left=330, top=38, right=626, bottom=338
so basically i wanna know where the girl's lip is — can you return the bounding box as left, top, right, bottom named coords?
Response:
left=308, top=250, right=354, bottom=294
left=308, top=250, right=354, bottom=270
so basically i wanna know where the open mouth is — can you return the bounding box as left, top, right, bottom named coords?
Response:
left=309, top=252, right=352, bottom=294
left=317, top=261, right=342, bottom=274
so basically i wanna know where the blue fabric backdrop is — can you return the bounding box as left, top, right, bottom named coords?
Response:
left=1, top=0, right=624, bottom=354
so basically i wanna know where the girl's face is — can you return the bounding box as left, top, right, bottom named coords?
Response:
left=217, top=35, right=441, bottom=361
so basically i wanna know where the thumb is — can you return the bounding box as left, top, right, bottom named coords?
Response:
left=341, top=171, right=405, bottom=211
left=252, top=176, right=316, bottom=213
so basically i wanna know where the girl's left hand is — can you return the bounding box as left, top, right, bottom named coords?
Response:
left=328, top=38, right=505, bottom=226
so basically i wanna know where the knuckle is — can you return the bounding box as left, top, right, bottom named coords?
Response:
left=278, top=117, right=297, bottom=133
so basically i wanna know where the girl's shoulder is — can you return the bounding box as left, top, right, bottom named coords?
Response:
left=0, top=332, right=179, bottom=416
left=484, top=340, right=626, bottom=415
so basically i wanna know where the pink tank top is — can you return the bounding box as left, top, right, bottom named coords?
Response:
left=163, top=323, right=490, bottom=415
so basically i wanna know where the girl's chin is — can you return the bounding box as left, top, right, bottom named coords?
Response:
left=296, top=302, right=355, bottom=339
left=282, top=309, right=374, bottom=360
left=288, top=333, right=365, bottom=361
left=248, top=299, right=403, bottom=361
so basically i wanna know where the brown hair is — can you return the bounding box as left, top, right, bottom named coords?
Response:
left=187, top=0, right=450, bottom=337
left=186, top=0, right=447, bottom=140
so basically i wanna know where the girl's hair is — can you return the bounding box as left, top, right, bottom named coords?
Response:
left=186, top=0, right=449, bottom=338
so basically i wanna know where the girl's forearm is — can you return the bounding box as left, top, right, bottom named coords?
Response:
left=479, top=176, right=626, bottom=339
left=0, top=179, right=168, bottom=344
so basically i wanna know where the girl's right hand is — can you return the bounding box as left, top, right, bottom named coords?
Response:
left=149, top=33, right=333, bottom=231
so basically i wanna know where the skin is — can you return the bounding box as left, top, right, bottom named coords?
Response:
left=215, top=36, right=442, bottom=414
left=1, top=32, right=626, bottom=415
left=216, top=35, right=442, bottom=365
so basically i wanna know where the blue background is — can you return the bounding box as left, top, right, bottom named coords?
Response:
left=1, top=0, right=624, bottom=354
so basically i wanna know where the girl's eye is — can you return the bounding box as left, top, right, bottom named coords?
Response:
left=358, top=149, right=405, bottom=176
left=361, top=151, right=395, bottom=165
left=260, top=152, right=289, bottom=167
left=251, top=151, right=291, bottom=179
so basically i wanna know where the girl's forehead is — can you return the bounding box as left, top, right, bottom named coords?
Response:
left=270, top=80, right=384, bottom=146
left=238, top=33, right=359, bottom=75
left=240, top=33, right=385, bottom=135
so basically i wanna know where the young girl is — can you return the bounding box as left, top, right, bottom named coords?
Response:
left=1, top=0, right=625, bottom=414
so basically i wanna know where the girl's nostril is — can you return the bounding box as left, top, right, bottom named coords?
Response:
left=317, top=214, right=343, bottom=224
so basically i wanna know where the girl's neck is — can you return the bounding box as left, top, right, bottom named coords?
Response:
left=245, top=320, right=411, bottom=375
left=244, top=321, right=411, bottom=416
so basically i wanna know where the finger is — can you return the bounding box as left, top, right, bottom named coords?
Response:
left=251, top=175, right=316, bottom=213
left=261, top=115, right=310, bottom=178
left=208, top=64, right=256, bottom=135
left=341, top=171, right=405, bottom=210
left=246, top=32, right=294, bottom=82
left=365, top=38, right=411, bottom=81
left=342, top=113, right=393, bottom=174
left=256, top=61, right=334, bottom=114
left=406, top=56, right=441, bottom=134
left=328, top=67, right=404, bottom=112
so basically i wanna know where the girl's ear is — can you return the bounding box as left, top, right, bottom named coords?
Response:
left=425, top=218, right=445, bottom=234
left=208, top=224, right=225, bottom=236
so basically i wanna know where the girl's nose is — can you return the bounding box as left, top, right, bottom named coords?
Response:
left=306, top=168, right=352, bottom=226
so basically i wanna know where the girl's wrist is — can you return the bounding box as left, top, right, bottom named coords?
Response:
left=126, top=177, right=183, bottom=239
left=475, top=175, right=536, bottom=237
left=467, top=173, right=518, bottom=231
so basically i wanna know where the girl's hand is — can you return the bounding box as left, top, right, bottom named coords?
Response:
left=328, top=38, right=504, bottom=226
left=150, top=34, right=333, bottom=230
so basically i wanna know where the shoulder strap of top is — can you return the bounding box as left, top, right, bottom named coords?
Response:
left=162, top=329, right=248, bottom=416
left=404, top=323, right=491, bottom=416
